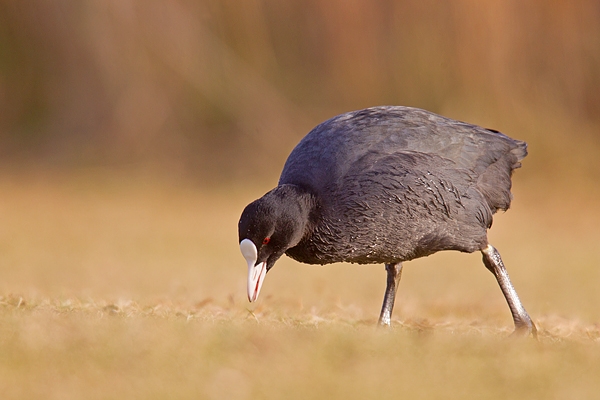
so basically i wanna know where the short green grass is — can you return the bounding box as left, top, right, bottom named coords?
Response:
left=0, top=171, right=598, bottom=399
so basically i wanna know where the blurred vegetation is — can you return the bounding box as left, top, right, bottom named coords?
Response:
left=1, top=1, right=599, bottom=184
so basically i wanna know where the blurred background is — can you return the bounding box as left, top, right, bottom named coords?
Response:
left=0, top=1, right=599, bottom=322
left=1, top=0, right=599, bottom=183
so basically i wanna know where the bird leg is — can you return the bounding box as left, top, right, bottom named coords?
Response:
left=481, top=244, right=537, bottom=338
left=378, top=262, right=403, bottom=327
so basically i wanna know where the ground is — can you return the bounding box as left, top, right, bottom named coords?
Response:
left=0, top=170, right=598, bottom=399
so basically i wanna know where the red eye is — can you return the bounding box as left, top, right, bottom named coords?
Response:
left=262, top=237, right=271, bottom=245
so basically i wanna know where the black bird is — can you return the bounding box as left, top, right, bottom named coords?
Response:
left=238, top=106, right=536, bottom=336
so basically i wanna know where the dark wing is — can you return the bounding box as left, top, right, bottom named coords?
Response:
left=280, top=106, right=527, bottom=214
left=288, top=150, right=492, bottom=264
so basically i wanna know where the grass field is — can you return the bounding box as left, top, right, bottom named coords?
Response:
left=0, top=170, right=599, bottom=399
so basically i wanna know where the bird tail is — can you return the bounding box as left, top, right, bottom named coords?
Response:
left=478, top=138, right=528, bottom=215
left=510, top=140, right=528, bottom=170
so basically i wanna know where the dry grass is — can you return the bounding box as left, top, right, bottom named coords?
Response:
left=1, top=171, right=599, bottom=399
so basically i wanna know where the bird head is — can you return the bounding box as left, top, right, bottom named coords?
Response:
left=238, top=185, right=314, bottom=302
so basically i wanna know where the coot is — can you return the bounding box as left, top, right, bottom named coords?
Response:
left=238, top=106, right=536, bottom=336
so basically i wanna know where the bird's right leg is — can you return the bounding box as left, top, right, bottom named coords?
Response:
left=378, top=262, right=403, bottom=327
left=481, top=244, right=537, bottom=338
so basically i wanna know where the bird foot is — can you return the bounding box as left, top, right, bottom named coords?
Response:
left=509, top=321, right=538, bottom=339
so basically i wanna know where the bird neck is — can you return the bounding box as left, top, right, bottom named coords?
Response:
left=270, top=184, right=318, bottom=247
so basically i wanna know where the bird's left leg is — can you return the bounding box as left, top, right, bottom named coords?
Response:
left=378, top=262, right=403, bottom=327
left=481, top=244, right=537, bottom=338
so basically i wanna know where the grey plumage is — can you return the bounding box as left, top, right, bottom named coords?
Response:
left=239, top=105, right=535, bottom=336
left=281, top=106, right=526, bottom=264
